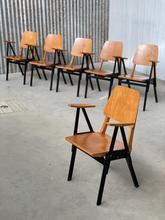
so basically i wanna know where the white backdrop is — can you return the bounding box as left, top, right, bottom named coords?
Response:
left=109, top=0, right=165, bottom=80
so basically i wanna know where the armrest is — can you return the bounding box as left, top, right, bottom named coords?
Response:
left=114, top=56, right=128, bottom=60
left=69, top=103, right=96, bottom=108
left=150, top=60, right=159, bottom=64
left=25, top=44, right=39, bottom=47
left=53, top=48, right=66, bottom=51
left=82, top=52, right=95, bottom=55
left=4, top=40, right=15, bottom=44
left=107, top=122, right=134, bottom=127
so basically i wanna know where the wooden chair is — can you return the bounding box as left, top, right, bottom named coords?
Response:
left=84, top=41, right=123, bottom=98
left=55, top=38, right=94, bottom=95
left=5, top=31, right=38, bottom=84
left=65, top=85, right=140, bottom=205
left=29, top=34, right=67, bottom=89
left=118, top=44, right=159, bottom=111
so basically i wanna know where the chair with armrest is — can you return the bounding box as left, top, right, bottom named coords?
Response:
left=55, top=38, right=95, bottom=95
left=84, top=40, right=123, bottom=98
left=29, top=34, right=66, bottom=89
left=65, top=85, right=140, bottom=205
left=118, top=44, right=158, bottom=111
left=5, top=31, right=38, bottom=84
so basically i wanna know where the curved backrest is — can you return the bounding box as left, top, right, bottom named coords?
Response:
left=133, top=44, right=158, bottom=66
left=100, top=41, right=123, bottom=61
left=20, top=31, right=37, bottom=49
left=44, top=34, right=63, bottom=52
left=104, top=86, right=140, bottom=124
left=71, top=38, right=92, bottom=57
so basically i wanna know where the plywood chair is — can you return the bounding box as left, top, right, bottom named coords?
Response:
left=118, top=44, right=158, bottom=111
left=65, top=86, right=140, bottom=205
left=55, top=38, right=94, bottom=95
left=5, top=31, right=38, bottom=84
left=84, top=41, right=123, bottom=98
left=29, top=34, right=66, bottom=89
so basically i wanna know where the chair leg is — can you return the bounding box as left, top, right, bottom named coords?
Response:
left=126, top=155, right=139, bottom=188
left=89, top=76, right=94, bottom=90
left=77, top=73, right=82, bottom=97
left=30, top=65, right=34, bottom=87
left=6, top=60, right=9, bottom=81
left=96, top=77, right=101, bottom=91
left=56, top=69, right=61, bottom=92
left=108, top=77, right=114, bottom=97
left=35, top=67, right=42, bottom=79
left=50, top=69, right=55, bottom=91
left=68, top=146, right=77, bottom=181
left=84, top=74, right=89, bottom=98
left=23, top=63, right=27, bottom=85
left=153, top=81, right=158, bottom=103
left=68, top=73, right=73, bottom=86
left=143, top=83, right=150, bottom=111
left=42, top=69, right=47, bottom=80
left=62, top=71, right=67, bottom=84
left=97, top=156, right=111, bottom=206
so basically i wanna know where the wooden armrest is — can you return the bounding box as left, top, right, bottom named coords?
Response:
left=150, top=60, right=159, bottom=64
left=69, top=103, right=96, bottom=108
left=82, top=52, right=95, bottom=55
left=25, top=44, right=39, bottom=47
left=52, top=48, right=66, bottom=51
left=107, top=122, right=134, bottom=127
left=114, top=56, right=128, bottom=60
left=4, top=40, right=15, bottom=44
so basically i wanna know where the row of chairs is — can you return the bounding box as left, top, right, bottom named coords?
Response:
left=5, top=31, right=159, bottom=111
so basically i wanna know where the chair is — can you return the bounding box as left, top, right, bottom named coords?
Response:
left=5, top=31, right=38, bottom=84
left=84, top=41, right=123, bottom=98
left=29, top=34, right=66, bottom=89
left=65, top=85, right=140, bottom=205
left=118, top=44, right=159, bottom=111
left=55, top=38, right=94, bottom=95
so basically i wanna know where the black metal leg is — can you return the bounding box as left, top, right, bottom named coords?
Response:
left=77, top=72, right=82, bottom=97
left=18, top=64, right=24, bottom=76
left=126, top=155, right=139, bottom=188
left=89, top=76, right=94, bottom=90
left=153, top=83, right=158, bottom=103
left=23, top=63, right=27, bottom=85
left=97, top=157, right=111, bottom=205
left=96, top=77, right=101, bottom=91
left=67, top=146, right=77, bottom=181
left=68, top=73, right=73, bottom=86
left=50, top=69, right=55, bottom=91
left=118, top=79, right=121, bottom=85
left=35, top=67, right=42, bottom=79
left=143, top=83, right=149, bottom=111
left=56, top=69, right=61, bottom=92
left=61, top=71, right=67, bottom=84
left=108, top=77, right=114, bottom=97
left=84, top=74, right=89, bottom=98
left=42, top=69, right=47, bottom=80
left=127, top=80, right=131, bottom=88
left=6, top=60, right=9, bottom=81
left=30, top=65, right=34, bottom=87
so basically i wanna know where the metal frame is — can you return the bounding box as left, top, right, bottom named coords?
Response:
left=118, top=59, right=158, bottom=111
left=67, top=107, right=139, bottom=205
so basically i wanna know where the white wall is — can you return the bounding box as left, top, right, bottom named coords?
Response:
left=109, top=0, right=165, bottom=80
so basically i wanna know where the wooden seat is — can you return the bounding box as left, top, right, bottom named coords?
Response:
left=29, top=34, right=66, bottom=89
left=65, top=85, right=140, bottom=205
left=5, top=31, right=38, bottom=84
left=54, top=38, right=94, bottom=95
left=119, top=44, right=159, bottom=111
left=84, top=41, right=123, bottom=98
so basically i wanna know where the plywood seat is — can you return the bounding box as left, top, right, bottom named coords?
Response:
left=30, top=60, right=54, bottom=67
left=66, top=132, right=124, bottom=157
left=119, top=74, right=150, bottom=82
left=85, top=69, right=112, bottom=77
left=6, top=55, right=26, bottom=61
left=56, top=64, right=81, bottom=71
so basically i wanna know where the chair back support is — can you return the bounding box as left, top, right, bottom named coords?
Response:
left=71, top=38, right=92, bottom=57
left=100, top=41, right=123, bottom=61
left=20, top=31, right=37, bottom=49
left=104, top=86, right=140, bottom=124
left=44, top=34, right=63, bottom=52
left=133, top=44, right=158, bottom=66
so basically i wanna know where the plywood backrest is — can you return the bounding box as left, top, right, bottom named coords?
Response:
left=44, top=34, right=63, bottom=52
left=100, top=41, right=123, bottom=61
left=133, top=44, right=158, bottom=66
left=71, top=38, right=92, bottom=57
left=104, top=86, right=140, bottom=124
left=20, top=31, right=37, bottom=49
